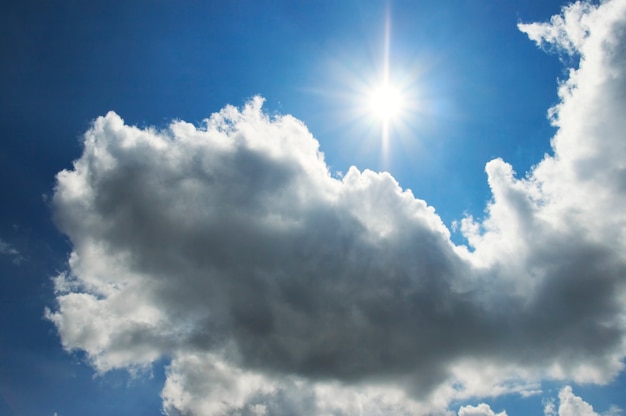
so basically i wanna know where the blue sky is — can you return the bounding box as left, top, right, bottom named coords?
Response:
left=2, top=0, right=626, bottom=415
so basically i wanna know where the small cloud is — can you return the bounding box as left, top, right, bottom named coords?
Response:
left=0, top=238, right=23, bottom=265
left=544, top=398, right=557, bottom=416
left=458, top=403, right=507, bottom=416
left=604, top=405, right=623, bottom=416
left=519, top=388, right=543, bottom=398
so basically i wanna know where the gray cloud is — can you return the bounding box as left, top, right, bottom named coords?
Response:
left=48, top=0, right=626, bottom=414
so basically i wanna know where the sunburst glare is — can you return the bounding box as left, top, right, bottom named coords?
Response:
left=369, top=82, right=404, bottom=121
left=362, top=6, right=415, bottom=163
left=303, top=4, right=424, bottom=168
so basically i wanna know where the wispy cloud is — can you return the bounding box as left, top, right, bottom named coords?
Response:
left=48, top=0, right=626, bottom=414
left=0, top=238, right=23, bottom=265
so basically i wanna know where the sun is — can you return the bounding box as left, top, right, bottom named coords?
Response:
left=328, top=5, right=421, bottom=165
left=369, top=82, right=404, bottom=121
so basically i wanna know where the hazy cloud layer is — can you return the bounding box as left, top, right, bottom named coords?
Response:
left=49, top=0, right=626, bottom=414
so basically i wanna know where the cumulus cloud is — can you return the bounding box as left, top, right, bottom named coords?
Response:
left=544, top=385, right=622, bottom=416
left=518, top=1, right=596, bottom=56
left=556, top=386, right=598, bottom=416
left=458, top=403, right=506, bottom=416
left=48, top=0, right=626, bottom=414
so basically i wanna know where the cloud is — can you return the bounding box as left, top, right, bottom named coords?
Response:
left=544, top=385, right=622, bottom=416
left=557, top=386, right=598, bottom=416
left=458, top=403, right=507, bottom=416
left=518, top=1, right=596, bottom=56
left=48, top=0, right=626, bottom=414
left=0, top=239, right=18, bottom=256
left=0, top=238, right=23, bottom=265
left=546, top=398, right=558, bottom=416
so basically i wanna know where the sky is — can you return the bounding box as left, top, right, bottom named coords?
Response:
left=2, top=0, right=626, bottom=415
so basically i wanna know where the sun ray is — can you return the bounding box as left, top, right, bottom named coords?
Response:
left=382, top=5, right=391, bottom=158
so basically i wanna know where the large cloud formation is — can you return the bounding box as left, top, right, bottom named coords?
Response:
left=48, top=1, right=626, bottom=414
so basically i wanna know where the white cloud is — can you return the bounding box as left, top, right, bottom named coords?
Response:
left=545, top=398, right=558, bottom=416
left=48, top=0, right=626, bottom=414
left=605, top=406, right=624, bottom=416
left=543, top=385, right=622, bottom=416
left=557, top=386, right=599, bottom=416
left=458, top=403, right=507, bottom=416
left=520, top=389, right=543, bottom=398
left=518, top=1, right=596, bottom=56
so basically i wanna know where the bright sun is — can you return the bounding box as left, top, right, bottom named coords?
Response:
left=369, top=83, right=404, bottom=121
left=347, top=6, right=418, bottom=162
